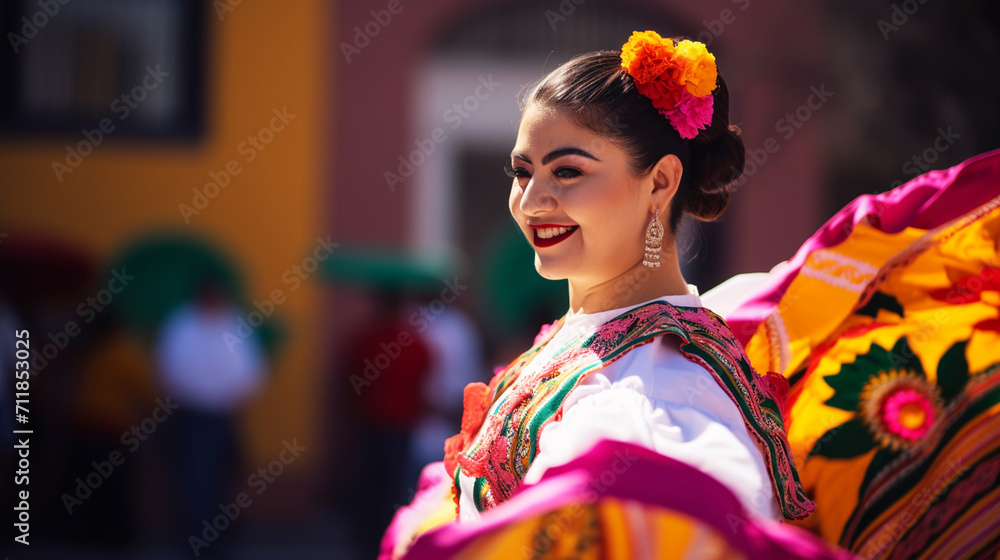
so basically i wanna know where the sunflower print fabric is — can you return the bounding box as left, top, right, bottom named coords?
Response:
left=735, top=149, right=1000, bottom=560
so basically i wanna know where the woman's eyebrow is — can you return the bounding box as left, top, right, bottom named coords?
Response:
left=510, top=147, right=601, bottom=165
left=542, top=147, right=600, bottom=165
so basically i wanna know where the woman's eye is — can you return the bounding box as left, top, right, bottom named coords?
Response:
left=504, top=163, right=530, bottom=179
left=554, top=167, right=582, bottom=179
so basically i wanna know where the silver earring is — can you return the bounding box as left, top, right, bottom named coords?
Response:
left=642, top=208, right=663, bottom=268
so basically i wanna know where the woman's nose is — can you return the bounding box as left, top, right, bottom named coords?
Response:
left=519, top=177, right=557, bottom=216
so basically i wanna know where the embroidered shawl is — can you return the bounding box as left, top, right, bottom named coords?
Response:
left=443, top=300, right=816, bottom=520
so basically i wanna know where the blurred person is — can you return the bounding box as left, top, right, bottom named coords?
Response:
left=60, top=311, right=153, bottom=548
left=154, top=277, right=266, bottom=558
left=380, top=32, right=854, bottom=559
left=407, top=301, right=486, bottom=491
left=343, top=289, right=431, bottom=558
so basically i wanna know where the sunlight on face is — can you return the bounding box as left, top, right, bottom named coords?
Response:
left=508, top=103, right=651, bottom=285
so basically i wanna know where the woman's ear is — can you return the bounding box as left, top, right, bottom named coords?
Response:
left=649, top=154, right=683, bottom=214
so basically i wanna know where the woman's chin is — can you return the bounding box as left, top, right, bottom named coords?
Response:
left=533, top=255, right=572, bottom=280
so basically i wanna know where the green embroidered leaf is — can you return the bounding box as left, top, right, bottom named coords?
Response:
left=823, top=372, right=863, bottom=411
left=854, top=291, right=905, bottom=319
left=937, top=340, right=970, bottom=404
left=885, top=337, right=925, bottom=375
left=808, top=417, right=877, bottom=459
left=823, top=342, right=888, bottom=410
left=823, top=337, right=927, bottom=411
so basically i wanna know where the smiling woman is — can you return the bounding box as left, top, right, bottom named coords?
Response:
left=378, top=31, right=852, bottom=560
left=504, top=46, right=744, bottom=316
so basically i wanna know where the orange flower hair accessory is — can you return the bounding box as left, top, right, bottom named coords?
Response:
left=620, top=30, right=719, bottom=139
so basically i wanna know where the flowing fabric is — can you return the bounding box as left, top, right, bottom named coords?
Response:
left=381, top=441, right=851, bottom=560
left=723, top=148, right=1000, bottom=559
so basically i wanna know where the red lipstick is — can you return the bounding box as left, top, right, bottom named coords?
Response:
left=531, top=224, right=578, bottom=248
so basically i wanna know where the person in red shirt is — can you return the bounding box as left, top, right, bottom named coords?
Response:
left=345, top=289, right=432, bottom=558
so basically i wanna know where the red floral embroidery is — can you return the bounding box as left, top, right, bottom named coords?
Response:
left=443, top=382, right=492, bottom=476
left=929, top=264, right=1000, bottom=304
left=756, top=370, right=791, bottom=418
left=489, top=435, right=519, bottom=489
left=591, top=316, right=631, bottom=348
left=459, top=347, right=593, bottom=497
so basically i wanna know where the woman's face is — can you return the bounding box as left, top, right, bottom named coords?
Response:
left=508, top=103, right=653, bottom=285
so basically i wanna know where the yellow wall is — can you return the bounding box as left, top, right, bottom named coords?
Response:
left=0, top=1, right=330, bottom=492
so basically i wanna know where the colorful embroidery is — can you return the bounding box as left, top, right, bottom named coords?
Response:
left=449, top=300, right=815, bottom=521
left=736, top=182, right=1000, bottom=558
left=861, top=369, right=942, bottom=449
left=817, top=338, right=949, bottom=457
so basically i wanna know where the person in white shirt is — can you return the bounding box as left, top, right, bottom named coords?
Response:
left=154, top=279, right=265, bottom=556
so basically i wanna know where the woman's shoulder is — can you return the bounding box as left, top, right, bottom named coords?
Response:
left=574, top=335, right=746, bottom=427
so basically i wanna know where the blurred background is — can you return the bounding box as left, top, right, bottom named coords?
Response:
left=0, top=0, right=997, bottom=558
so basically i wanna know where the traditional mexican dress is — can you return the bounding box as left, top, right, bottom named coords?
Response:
left=451, top=288, right=793, bottom=522
left=380, top=287, right=844, bottom=559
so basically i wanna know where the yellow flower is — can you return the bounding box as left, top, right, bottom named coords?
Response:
left=672, top=40, right=718, bottom=97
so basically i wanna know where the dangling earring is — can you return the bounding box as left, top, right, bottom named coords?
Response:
left=642, top=208, right=664, bottom=268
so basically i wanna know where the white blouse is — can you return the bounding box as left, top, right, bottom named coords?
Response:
left=458, top=286, right=783, bottom=522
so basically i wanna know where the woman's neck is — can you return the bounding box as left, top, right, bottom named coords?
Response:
left=567, top=248, right=690, bottom=315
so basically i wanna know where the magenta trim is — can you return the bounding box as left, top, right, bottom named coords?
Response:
left=726, top=148, right=1000, bottom=346
left=399, top=440, right=851, bottom=559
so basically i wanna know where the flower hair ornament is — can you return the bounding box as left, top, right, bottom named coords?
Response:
left=620, top=30, right=719, bottom=139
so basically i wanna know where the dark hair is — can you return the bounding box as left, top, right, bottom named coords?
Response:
left=522, top=49, right=745, bottom=233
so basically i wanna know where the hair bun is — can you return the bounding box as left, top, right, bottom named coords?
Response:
left=681, top=77, right=744, bottom=221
